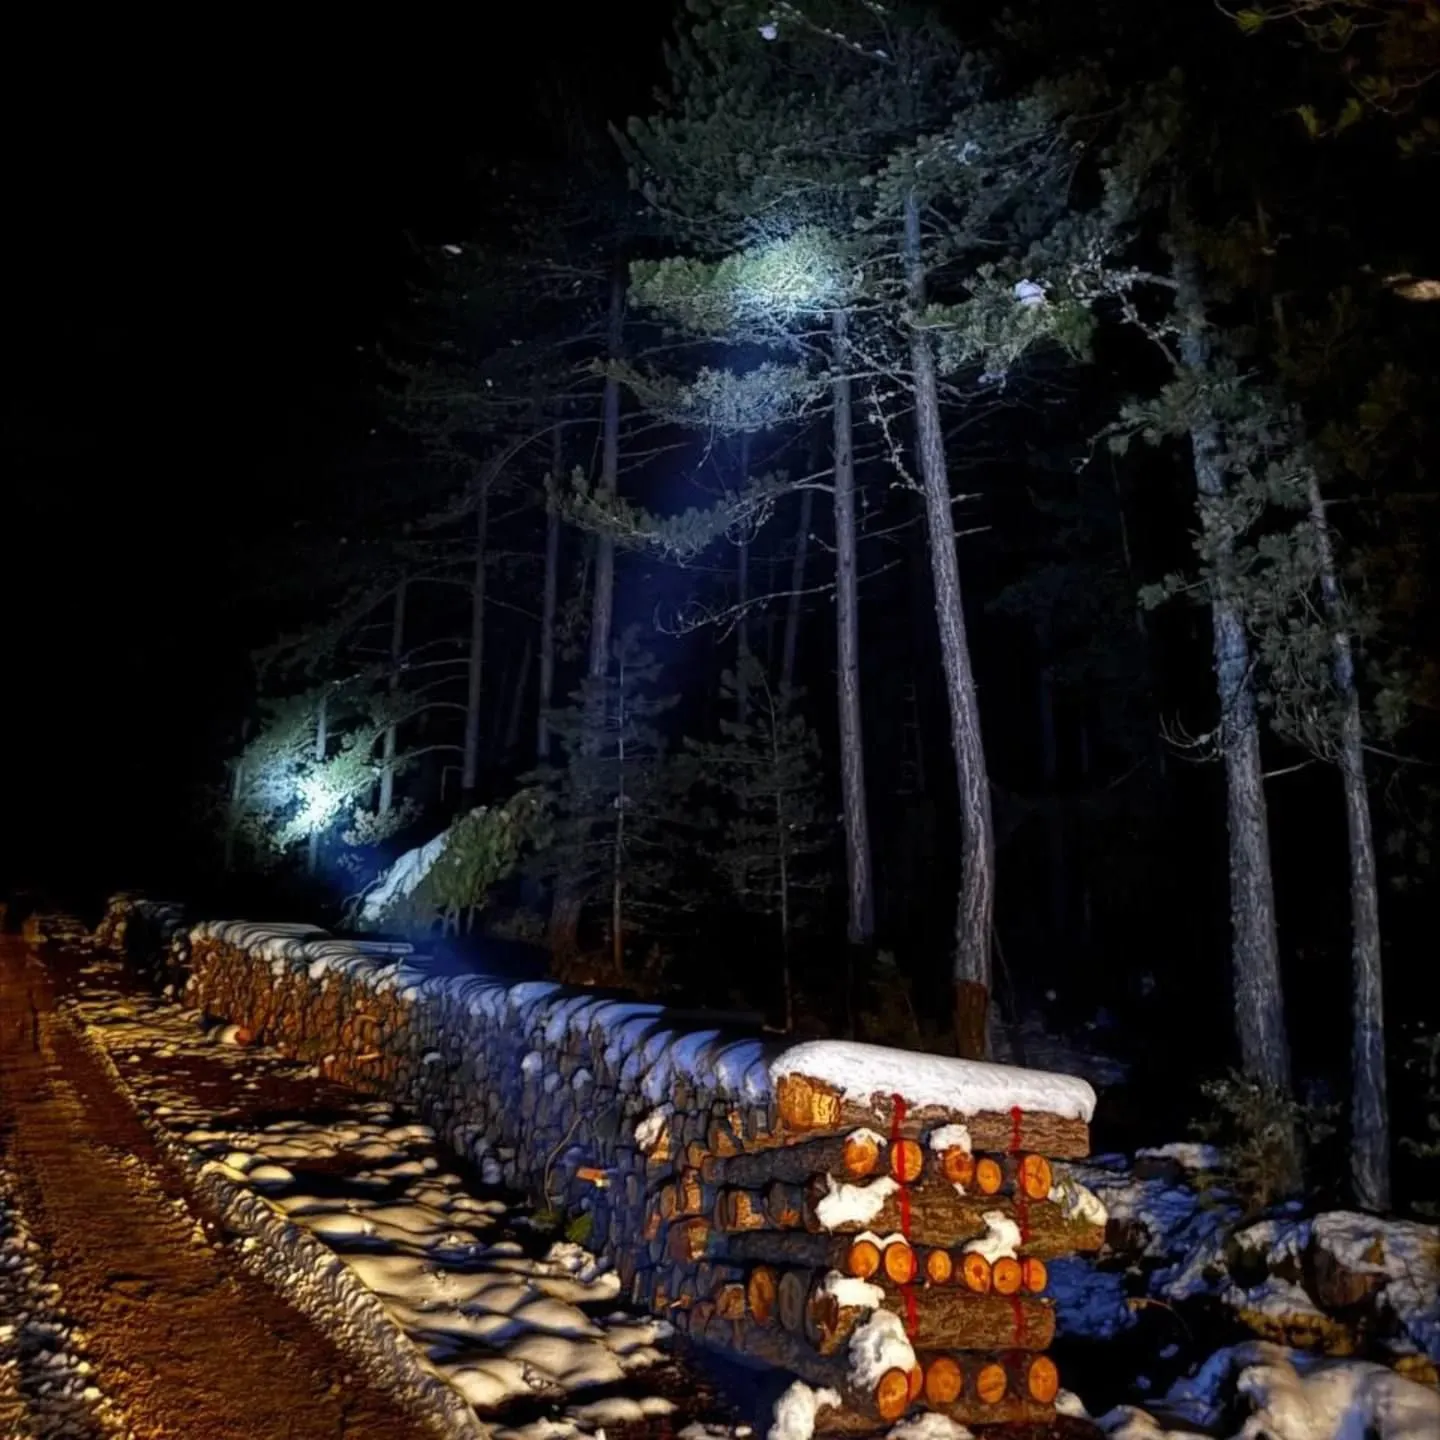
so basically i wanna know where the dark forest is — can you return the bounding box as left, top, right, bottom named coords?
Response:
left=5, top=0, right=1438, bottom=1239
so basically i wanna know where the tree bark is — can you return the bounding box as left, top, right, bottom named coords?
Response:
left=781, top=481, right=815, bottom=696
left=1304, top=468, right=1388, bottom=1209
left=1037, top=656, right=1067, bottom=944
left=379, top=578, right=407, bottom=816
left=1173, top=246, right=1291, bottom=1092
left=503, top=635, right=533, bottom=757
left=586, top=262, right=626, bottom=685
left=551, top=261, right=626, bottom=958
left=737, top=432, right=752, bottom=724
left=612, top=646, right=628, bottom=978
left=460, top=479, right=490, bottom=804
left=537, top=420, right=563, bottom=762
left=224, top=754, right=243, bottom=872
left=903, top=190, right=996, bottom=1057
left=832, top=307, right=875, bottom=948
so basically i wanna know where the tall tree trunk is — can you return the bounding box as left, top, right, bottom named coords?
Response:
left=776, top=708, right=795, bottom=1033
left=224, top=756, right=244, bottom=872
left=537, top=421, right=563, bottom=762
left=613, top=676, right=627, bottom=979
left=736, top=432, right=752, bottom=724
left=1038, top=657, right=1067, bottom=945
left=780, top=486, right=813, bottom=696
left=552, top=262, right=626, bottom=959
left=504, top=636, right=533, bottom=757
left=1267, top=253, right=1385, bottom=1201
left=586, top=263, right=625, bottom=684
left=460, top=479, right=490, bottom=805
left=832, top=307, right=875, bottom=949
left=1304, top=469, right=1388, bottom=1208
left=307, top=690, right=328, bottom=876
left=903, top=191, right=996, bottom=1059
left=379, top=578, right=408, bottom=816
left=1174, top=247, right=1290, bottom=1091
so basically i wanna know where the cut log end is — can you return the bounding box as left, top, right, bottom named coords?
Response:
left=847, top=1238, right=882, bottom=1280
left=889, top=1138, right=924, bottom=1185
left=1022, top=1257, right=1048, bottom=1295
left=975, top=1157, right=1003, bottom=1194
left=747, top=1266, right=778, bottom=1325
left=924, top=1355, right=963, bottom=1406
left=1027, top=1355, right=1060, bottom=1404
left=992, top=1257, right=1022, bottom=1296
left=976, top=1362, right=1008, bottom=1406
left=777, top=1073, right=842, bottom=1132
left=883, top=1240, right=918, bottom=1286
left=1019, top=1153, right=1053, bottom=1201
left=924, top=1248, right=953, bottom=1286
left=874, top=1368, right=912, bottom=1422
left=961, top=1252, right=992, bottom=1294
left=842, top=1130, right=880, bottom=1178
left=941, top=1149, right=975, bottom=1187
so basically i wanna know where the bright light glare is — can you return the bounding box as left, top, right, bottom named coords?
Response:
left=296, top=773, right=346, bottom=834
left=732, top=230, right=847, bottom=319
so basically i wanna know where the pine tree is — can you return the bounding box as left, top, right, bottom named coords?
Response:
left=231, top=678, right=421, bottom=873
left=625, top=6, right=1096, bottom=1051
left=528, top=626, right=684, bottom=980
left=623, top=2, right=881, bottom=955
left=684, top=655, right=832, bottom=1028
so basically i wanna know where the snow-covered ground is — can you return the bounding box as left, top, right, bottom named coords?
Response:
left=1079, top=1342, right=1440, bottom=1440
left=1043, top=1148, right=1440, bottom=1440
left=62, top=971, right=746, bottom=1440
left=0, top=1164, right=128, bottom=1439
left=1051, top=1151, right=1440, bottom=1366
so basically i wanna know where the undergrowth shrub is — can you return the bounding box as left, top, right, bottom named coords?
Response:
left=1193, top=1071, right=1337, bottom=1212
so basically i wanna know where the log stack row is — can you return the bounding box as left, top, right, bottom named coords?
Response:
left=98, top=910, right=1108, bottom=1432
left=91, top=893, right=189, bottom=984
left=639, top=1066, right=1104, bottom=1429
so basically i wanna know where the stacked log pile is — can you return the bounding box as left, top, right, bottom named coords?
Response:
left=92, top=893, right=189, bottom=984
left=169, top=919, right=1108, bottom=1432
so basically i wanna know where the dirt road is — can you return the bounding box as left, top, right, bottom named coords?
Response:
left=0, top=936, right=432, bottom=1440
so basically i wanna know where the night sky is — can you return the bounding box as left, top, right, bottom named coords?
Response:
left=2, top=16, right=672, bottom=889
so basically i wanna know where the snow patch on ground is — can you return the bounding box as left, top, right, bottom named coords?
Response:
left=1311, top=1211, right=1440, bottom=1362
left=770, top=1040, right=1097, bottom=1120
left=1234, top=1353, right=1440, bottom=1440
left=357, top=823, right=458, bottom=928
left=1134, top=1143, right=1223, bottom=1173
left=1112, top=1341, right=1440, bottom=1440
left=0, top=1163, right=129, bottom=1438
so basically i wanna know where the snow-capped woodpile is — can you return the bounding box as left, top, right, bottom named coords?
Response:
left=137, top=914, right=1109, bottom=1431
left=91, top=893, right=188, bottom=984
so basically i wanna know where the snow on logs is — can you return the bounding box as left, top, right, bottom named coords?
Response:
left=173, top=916, right=1106, bottom=1431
